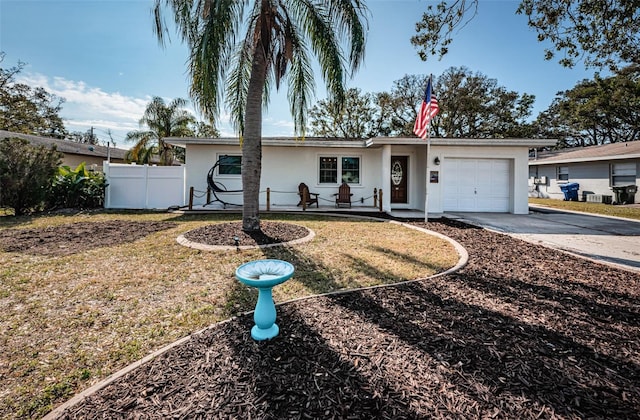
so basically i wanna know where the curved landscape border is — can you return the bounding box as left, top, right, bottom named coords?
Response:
left=176, top=223, right=316, bottom=251
left=44, top=217, right=468, bottom=419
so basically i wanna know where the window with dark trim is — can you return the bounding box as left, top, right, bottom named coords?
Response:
left=611, top=162, right=636, bottom=186
left=557, top=166, right=569, bottom=182
left=218, top=155, right=242, bottom=175
left=341, top=157, right=360, bottom=183
left=319, top=157, right=338, bottom=183
left=319, top=156, right=361, bottom=184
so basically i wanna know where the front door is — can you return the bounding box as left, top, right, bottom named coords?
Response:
left=390, top=156, right=408, bottom=204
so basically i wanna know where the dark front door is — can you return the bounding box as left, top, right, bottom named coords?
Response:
left=390, top=156, right=408, bottom=204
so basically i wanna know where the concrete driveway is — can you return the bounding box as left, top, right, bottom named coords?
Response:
left=446, top=207, right=640, bottom=272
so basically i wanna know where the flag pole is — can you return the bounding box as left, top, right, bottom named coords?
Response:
left=414, top=73, right=438, bottom=223
left=424, top=124, right=431, bottom=223
left=424, top=74, right=432, bottom=223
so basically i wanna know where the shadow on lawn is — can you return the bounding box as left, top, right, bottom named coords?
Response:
left=54, top=219, right=640, bottom=419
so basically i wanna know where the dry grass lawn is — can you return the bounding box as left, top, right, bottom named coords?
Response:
left=530, top=197, right=640, bottom=220
left=0, top=211, right=458, bottom=419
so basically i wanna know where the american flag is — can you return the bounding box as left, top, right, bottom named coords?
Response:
left=413, top=77, right=439, bottom=139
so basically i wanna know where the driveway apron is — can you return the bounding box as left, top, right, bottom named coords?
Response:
left=446, top=207, right=640, bottom=272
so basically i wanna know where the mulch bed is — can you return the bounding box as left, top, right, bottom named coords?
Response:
left=0, top=221, right=176, bottom=256
left=54, top=218, right=640, bottom=419
left=183, top=221, right=311, bottom=247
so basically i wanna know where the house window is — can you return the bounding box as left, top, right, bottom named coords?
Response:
left=218, top=155, right=242, bottom=175
left=319, top=157, right=338, bottom=183
left=557, top=166, right=569, bottom=182
left=611, top=162, right=636, bottom=186
left=319, top=156, right=361, bottom=184
left=341, top=157, right=360, bottom=183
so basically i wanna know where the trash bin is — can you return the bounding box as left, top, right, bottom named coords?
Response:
left=559, top=182, right=580, bottom=201
left=612, top=185, right=637, bottom=205
left=628, top=185, right=638, bottom=204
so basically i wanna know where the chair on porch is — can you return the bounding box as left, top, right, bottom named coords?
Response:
left=334, top=182, right=353, bottom=208
left=297, top=182, right=319, bottom=208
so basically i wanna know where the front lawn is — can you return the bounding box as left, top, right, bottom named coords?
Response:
left=0, top=211, right=458, bottom=418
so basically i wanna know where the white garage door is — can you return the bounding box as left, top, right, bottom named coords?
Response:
left=442, top=158, right=511, bottom=212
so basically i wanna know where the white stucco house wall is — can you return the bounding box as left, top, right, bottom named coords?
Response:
left=529, top=141, right=640, bottom=203
left=166, top=136, right=555, bottom=215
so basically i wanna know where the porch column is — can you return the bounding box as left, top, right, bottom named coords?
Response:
left=381, top=145, right=392, bottom=212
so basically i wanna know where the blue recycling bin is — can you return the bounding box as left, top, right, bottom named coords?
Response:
left=560, top=182, right=580, bottom=201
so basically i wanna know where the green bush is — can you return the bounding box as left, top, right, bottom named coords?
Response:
left=50, top=162, right=107, bottom=209
left=0, top=137, right=62, bottom=215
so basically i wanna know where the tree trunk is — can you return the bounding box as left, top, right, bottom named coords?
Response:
left=242, top=37, right=269, bottom=232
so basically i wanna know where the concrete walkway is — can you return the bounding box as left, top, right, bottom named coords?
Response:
left=446, top=207, right=640, bottom=272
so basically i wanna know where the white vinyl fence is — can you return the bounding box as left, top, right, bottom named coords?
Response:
left=104, top=162, right=186, bottom=209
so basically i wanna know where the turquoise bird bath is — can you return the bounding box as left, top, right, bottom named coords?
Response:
left=235, top=259, right=295, bottom=341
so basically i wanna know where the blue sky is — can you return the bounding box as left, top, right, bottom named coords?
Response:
left=1, top=0, right=599, bottom=147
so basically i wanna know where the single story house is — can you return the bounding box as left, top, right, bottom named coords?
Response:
left=166, top=136, right=555, bottom=215
left=529, top=141, right=640, bottom=203
left=0, top=130, right=129, bottom=170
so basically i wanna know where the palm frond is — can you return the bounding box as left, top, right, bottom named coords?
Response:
left=327, top=0, right=368, bottom=72
left=189, top=0, right=245, bottom=121
left=153, top=0, right=198, bottom=47
left=226, top=38, right=253, bottom=135
left=296, top=0, right=347, bottom=107
left=282, top=16, right=314, bottom=135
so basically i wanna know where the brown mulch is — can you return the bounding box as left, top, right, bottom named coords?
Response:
left=52, top=218, right=640, bottom=419
left=0, top=221, right=176, bottom=256
left=183, top=221, right=311, bottom=247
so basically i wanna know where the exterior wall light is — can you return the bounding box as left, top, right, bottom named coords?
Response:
left=434, top=157, right=441, bottom=165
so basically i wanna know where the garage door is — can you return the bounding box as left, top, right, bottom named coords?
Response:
left=442, top=158, right=511, bottom=212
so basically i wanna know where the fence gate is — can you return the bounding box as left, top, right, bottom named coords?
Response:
left=104, top=162, right=186, bottom=209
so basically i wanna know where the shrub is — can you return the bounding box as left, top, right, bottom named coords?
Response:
left=0, top=137, right=62, bottom=215
left=50, top=162, right=107, bottom=209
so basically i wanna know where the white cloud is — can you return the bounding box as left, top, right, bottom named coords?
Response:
left=16, top=72, right=298, bottom=141
left=18, top=73, right=150, bottom=142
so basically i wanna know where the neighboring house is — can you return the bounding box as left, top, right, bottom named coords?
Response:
left=529, top=142, right=640, bottom=203
left=0, top=130, right=129, bottom=170
left=166, top=137, right=555, bottom=215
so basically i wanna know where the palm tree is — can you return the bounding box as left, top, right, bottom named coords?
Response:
left=153, top=0, right=368, bottom=231
left=126, top=97, right=195, bottom=166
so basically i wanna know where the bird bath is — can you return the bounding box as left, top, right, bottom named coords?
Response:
left=235, top=259, right=295, bottom=341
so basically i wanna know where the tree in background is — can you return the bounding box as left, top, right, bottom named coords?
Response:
left=67, top=128, right=99, bottom=145
left=308, top=76, right=430, bottom=138
left=309, top=88, right=384, bottom=140
left=0, top=53, right=67, bottom=138
left=153, top=0, right=368, bottom=232
left=0, top=137, right=62, bottom=215
left=411, top=0, right=639, bottom=70
left=535, top=66, right=640, bottom=147
left=432, top=67, right=535, bottom=138
left=376, top=74, right=429, bottom=136
left=307, top=69, right=535, bottom=139
left=193, top=121, right=220, bottom=138
left=125, top=96, right=195, bottom=165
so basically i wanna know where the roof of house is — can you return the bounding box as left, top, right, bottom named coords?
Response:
left=530, top=141, right=640, bottom=165
left=0, top=130, right=129, bottom=161
left=165, top=136, right=556, bottom=149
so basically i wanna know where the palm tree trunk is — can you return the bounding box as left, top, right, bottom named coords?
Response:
left=242, top=40, right=269, bottom=232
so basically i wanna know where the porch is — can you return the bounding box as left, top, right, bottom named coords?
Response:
left=177, top=200, right=435, bottom=220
